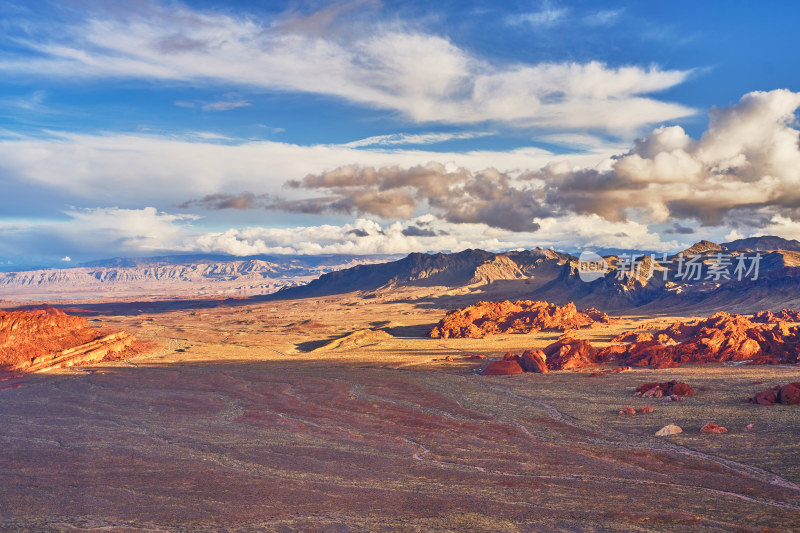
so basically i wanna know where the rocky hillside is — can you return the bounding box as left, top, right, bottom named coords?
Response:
left=274, top=236, right=800, bottom=313
left=0, top=306, right=139, bottom=372
left=0, top=255, right=394, bottom=300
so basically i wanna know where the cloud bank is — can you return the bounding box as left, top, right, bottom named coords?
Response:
left=0, top=1, right=694, bottom=132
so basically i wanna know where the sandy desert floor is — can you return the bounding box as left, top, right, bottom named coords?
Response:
left=2, top=292, right=800, bottom=531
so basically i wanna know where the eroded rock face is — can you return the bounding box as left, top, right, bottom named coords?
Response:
left=518, top=349, right=548, bottom=373
left=599, top=312, right=800, bottom=367
left=429, top=300, right=617, bottom=339
left=543, top=336, right=599, bottom=371
left=751, top=309, right=800, bottom=323
left=0, top=306, right=138, bottom=373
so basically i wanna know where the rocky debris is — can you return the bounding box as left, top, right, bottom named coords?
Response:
left=635, top=381, right=695, bottom=398
left=429, top=300, right=617, bottom=339
left=751, top=309, right=800, bottom=323
left=655, top=424, right=682, bottom=436
left=467, top=354, right=487, bottom=360
left=543, top=335, right=599, bottom=371
left=1, top=307, right=139, bottom=373
left=637, top=406, right=654, bottom=414
left=518, top=349, right=548, bottom=373
left=662, top=395, right=682, bottom=402
left=700, top=423, right=728, bottom=434
left=480, top=359, right=524, bottom=375
left=599, top=312, right=800, bottom=367
left=619, top=406, right=636, bottom=415
left=748, top=383, right=800, bottom=405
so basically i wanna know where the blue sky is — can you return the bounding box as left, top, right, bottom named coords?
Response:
left=1, top=0, right=800, bottom=265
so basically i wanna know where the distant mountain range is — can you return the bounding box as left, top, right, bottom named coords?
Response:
left=0, top=254, right=398, bottom=300
left=3, top=236, right=800, bottom=311
left=273, top=236, right=800, bottom=313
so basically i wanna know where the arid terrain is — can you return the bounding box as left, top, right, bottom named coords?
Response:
left=2, top=287, right=800, bottom=532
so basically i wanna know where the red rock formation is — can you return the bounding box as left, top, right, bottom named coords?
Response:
left=778, top=383, right=800, bottom=404
left=637, top=406, right=654, bottom=414
left=753, top=383, right=800, bottom=405
left=619, top=406, right=636, bottom=415
left=599, top=312, right=800, bottom=367
left=751, top=309, right=800, bottom=323
left=429, top=300, right=617, bottom=339
left=518, top=349, right=548, bottom=373
left=543, top=336, right=599, bottom=370
left=480, top=359, right=524, bottom=375
left=635, top=381, right=695, bottom=397
left=0, top=306, right=139, bottom=373
left=749, top=389, right=777, bottom=405
left=700, top=423, right=728, bottom=434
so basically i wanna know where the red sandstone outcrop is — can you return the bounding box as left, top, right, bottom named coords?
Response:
left=518, top=349, right=548, bottom=373
left=635, top=381, right=695, bottom=397
left=748, top=383, right=800, bottom=405
left=543, top=335, right=599, bottom=370
left=599, top=312, right=800, bottom=367
left=480, top=359, right=524, bottom=375
left=429, top=300, right=617, bottom=339
left=700, top=423, right=728, bottom=434
left=751, top=309, right=800, bottom=323
left=0, top=307, right=138, bottom=373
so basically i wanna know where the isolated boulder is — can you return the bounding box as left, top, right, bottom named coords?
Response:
left=481, top=359, right=524, bottom=376
left=518, top=349, right=548, bottom=373
left=700, top=423, right=728, bottom=434
left=748, top=383, right=800, bottom=405
left=655, top=424, right=682, bottom=436
left=543, top=336, right=599, bottom=370
left=635, top=381, right=695, bottom=397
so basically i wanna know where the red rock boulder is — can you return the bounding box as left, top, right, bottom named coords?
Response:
left=543, top=336, right=598, bottom=370
left=481, top=359, right=524, bottom=376
left=518, top=349, right=548, bottom=373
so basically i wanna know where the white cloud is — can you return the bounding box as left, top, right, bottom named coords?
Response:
left=60, top=256, right=71, bottom=262
left=0, top=2, right=694, bottom=132
left=510, top=5, right=568, bottom=27
left=343, top=131, right=493, bottom=148
left=201, top=100, right=251, bottom=112
left=540, top=89, right=800, bottom=226
left=753, top=215, right=800, bottom=241
left=0, top=207, right=201, bottom=261
left=0, top=131, right=620, bottom=208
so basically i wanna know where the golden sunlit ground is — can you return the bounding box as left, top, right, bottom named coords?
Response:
left=1, top=292, right=799, bottom=531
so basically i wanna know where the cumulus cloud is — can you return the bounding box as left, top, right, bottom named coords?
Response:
left=0, top=207, right=200, bottom=261
left=0, top=1, right=693, bottom=132
left=0, top=131, right=617, bottom=209
left=538, top=89, right=800, bottom=226
left=283, top=162, right=549, bottom=232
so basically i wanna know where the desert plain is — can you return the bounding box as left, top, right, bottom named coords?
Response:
left=2, top=289, right=800, bottom=532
